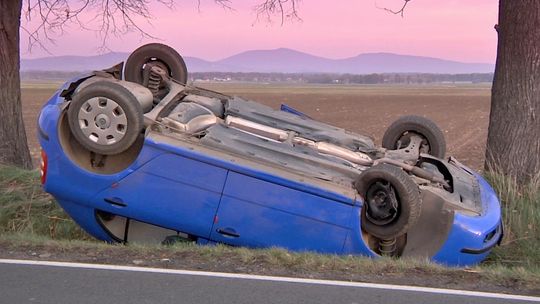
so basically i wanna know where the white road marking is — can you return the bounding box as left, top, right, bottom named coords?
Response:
left=0, top=258, right=538, bottom=302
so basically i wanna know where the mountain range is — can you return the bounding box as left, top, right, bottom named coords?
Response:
left=21, top=48, right=494, bottom=74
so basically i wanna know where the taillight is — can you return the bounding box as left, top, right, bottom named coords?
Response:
left=40, top=149, right=48, bottom=185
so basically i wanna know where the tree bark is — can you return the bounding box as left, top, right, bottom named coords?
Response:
left=485, top=0, right=540, bottom=183
left=0, top=0, right=33, bottom=169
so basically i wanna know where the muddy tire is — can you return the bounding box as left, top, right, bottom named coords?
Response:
left=124, top=43, right=188, bottom=85
left=382, top=115, right=446, bottom=158
left=68, top=81, right=143, bottom=155
left=355, top=164, right=421, bottom=239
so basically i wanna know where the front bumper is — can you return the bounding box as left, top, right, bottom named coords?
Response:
left=432, top=173, right=503, bottom=266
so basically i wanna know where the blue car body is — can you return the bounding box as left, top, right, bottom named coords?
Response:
left=38, top=74, right=502, bottom=267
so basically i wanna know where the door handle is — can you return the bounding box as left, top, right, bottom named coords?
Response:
left=104, top=197, right=127, bottom=207
left=217, top=227, right=240, bottom=238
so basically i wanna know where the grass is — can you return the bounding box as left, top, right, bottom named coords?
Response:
left=0, top=165, right=539, bottom=289
left=0, top=166, right=87, bottom=240
left=484, top=171, right=540, bottom=269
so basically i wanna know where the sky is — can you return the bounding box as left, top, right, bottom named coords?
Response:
left=20, top=0, right=499, bottom=63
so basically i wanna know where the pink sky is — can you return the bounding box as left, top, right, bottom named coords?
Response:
left=20, top=0, right=498, bottom=63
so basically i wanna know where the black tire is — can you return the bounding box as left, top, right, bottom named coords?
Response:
left=382, top=115, right=446, bottom=158
left=68, top=81, right=143, bottom=155
left=355, top=164, right=421, bottom=239
left=124, top=43, right=188, bottom=85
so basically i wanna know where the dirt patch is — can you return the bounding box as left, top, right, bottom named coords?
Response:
left=0, top=238, right=537, bottom=296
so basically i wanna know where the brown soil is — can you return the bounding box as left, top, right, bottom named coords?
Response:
left=23, top=82, right=491, bottom=170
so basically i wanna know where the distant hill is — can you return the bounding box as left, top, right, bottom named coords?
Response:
left=20, top=52, right=215, bottom=73
left=217, top=48, right=334, bottom=73
left=334, top=53, right=494, bottom=74
left=21, top=52, right=128, bottom=72
left=21, top=48, right=494, bottom=74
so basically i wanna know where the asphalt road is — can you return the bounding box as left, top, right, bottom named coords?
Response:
left=0, top=261, right=537, bottom=304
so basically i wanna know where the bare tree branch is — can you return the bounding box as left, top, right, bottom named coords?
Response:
left=376, top=0, right=411, bottom=18
left=23, top=0, right=163, bottom=52
left=253, top=0, right=301, bottom=26
left=21, top=0, right=300, bottom=53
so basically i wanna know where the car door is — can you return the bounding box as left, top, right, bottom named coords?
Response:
left=93, top=153, right=227, bottom=240
left=210, top=172, right=354, bottom=254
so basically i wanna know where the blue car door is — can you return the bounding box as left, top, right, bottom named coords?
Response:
left=93, top=153, right=227, bottom=239
left=210, top=172, right=354, bottom=254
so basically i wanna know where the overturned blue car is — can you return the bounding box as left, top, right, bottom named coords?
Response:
left=38, top=43, right=502, bottom=266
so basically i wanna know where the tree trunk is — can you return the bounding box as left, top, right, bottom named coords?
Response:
left=0, top=0, right=32, bottom=169
left=485, top=0, right=540, bottom=183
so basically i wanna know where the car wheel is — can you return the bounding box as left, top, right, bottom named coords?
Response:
left=67, top=81, right=143, bottom=155
left=355, top=164, right=422, bottom=239
left=124, top=43, right=188, bottom=86
left=382, top=115, right=446, bottom=158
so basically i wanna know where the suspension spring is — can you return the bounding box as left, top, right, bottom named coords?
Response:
left=147, top=71, right=162, bottom=95
left=379, top=238, right=397, bottom=256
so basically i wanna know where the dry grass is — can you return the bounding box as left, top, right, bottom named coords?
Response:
left=0, top=166, right=87, bottom=240
left=484, top=170, right=540, bottom=269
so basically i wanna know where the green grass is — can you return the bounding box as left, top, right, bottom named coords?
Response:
left=0, top=165, right=539, bottom=287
